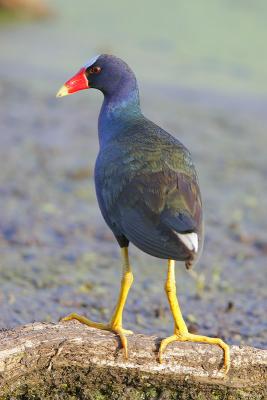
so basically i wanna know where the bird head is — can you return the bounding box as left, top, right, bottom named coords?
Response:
left=56, top=54, right=136, bottom=98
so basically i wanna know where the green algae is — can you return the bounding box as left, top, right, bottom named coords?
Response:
left=1, top=381, right=264, bottom=400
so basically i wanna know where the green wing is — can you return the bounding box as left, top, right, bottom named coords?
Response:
left=99, top=126, right=202, bottom=232
left=96, top=123, right=202, bottom=260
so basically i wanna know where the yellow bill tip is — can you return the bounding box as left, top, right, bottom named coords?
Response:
left=56, top=84, right=69, bottom=98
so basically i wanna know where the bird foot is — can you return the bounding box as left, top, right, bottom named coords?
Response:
left=60, top=313, right=133, bottom=358
left=159, top=331, right=230, bottom=374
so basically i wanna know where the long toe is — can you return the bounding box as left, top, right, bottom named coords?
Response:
left=185, top=333, right=230, bottom=374
left=60, top=313, right=107, bottom=330
left=159, top=332, right=230, bottom=374
left=158, top=334, right=178, bottom=363
left=60, top=313, right=133, bottom=359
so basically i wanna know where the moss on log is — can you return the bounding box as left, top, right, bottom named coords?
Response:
left=0, top=322, right=266, bottom=399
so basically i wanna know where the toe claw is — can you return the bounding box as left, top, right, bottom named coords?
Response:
left=158, top=343, right=165, bottom=364
left=114, top=328, right=129, bottom=359
left=158, top=350, right=163, bottom=364
left=159, top=332, right=230, bottom=374
left=222, top=361, right=230, bottom=375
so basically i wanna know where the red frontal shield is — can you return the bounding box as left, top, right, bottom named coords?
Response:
left=57, top=67, right=89, bottom=97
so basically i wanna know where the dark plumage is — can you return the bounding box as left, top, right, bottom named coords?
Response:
left=57, top=54, right=229, bottom=374
left=92, top=55, right=203, bottom=268
left=95, top=116, right=203, bottom=267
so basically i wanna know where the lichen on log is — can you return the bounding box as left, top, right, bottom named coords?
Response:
left=0, top=322, right=266, bottom=399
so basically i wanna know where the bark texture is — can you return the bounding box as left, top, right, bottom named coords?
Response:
left=0, top=322, right=266, bottom=399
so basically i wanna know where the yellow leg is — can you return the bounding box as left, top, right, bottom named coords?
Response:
left=61, top=247, right=134, bottom=358
left=159, top=259, right=230, bottom=374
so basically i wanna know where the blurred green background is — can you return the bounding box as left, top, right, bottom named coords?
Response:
left=0, top=0, right=266, bottom=349
left=1, top=0, right=267, bottom=94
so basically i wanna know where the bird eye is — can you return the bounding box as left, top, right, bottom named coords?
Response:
left=89, top=66, right=101, bottom=74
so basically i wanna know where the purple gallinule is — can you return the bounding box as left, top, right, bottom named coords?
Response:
left=57, top=55, right=230, bottom=373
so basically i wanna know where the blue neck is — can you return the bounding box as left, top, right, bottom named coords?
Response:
left=98, top=77, right=142, bottom=147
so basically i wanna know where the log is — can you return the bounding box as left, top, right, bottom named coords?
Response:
left=0, top=322, right=266, bottom=399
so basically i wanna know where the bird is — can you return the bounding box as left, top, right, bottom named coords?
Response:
left=56, top=54, right=230, bottom=373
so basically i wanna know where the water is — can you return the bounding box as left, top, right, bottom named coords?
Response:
left=0, top=1, right=266, bottom=349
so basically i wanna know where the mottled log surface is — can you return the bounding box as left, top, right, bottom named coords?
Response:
left=0, top=322, right=266, bottom=399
